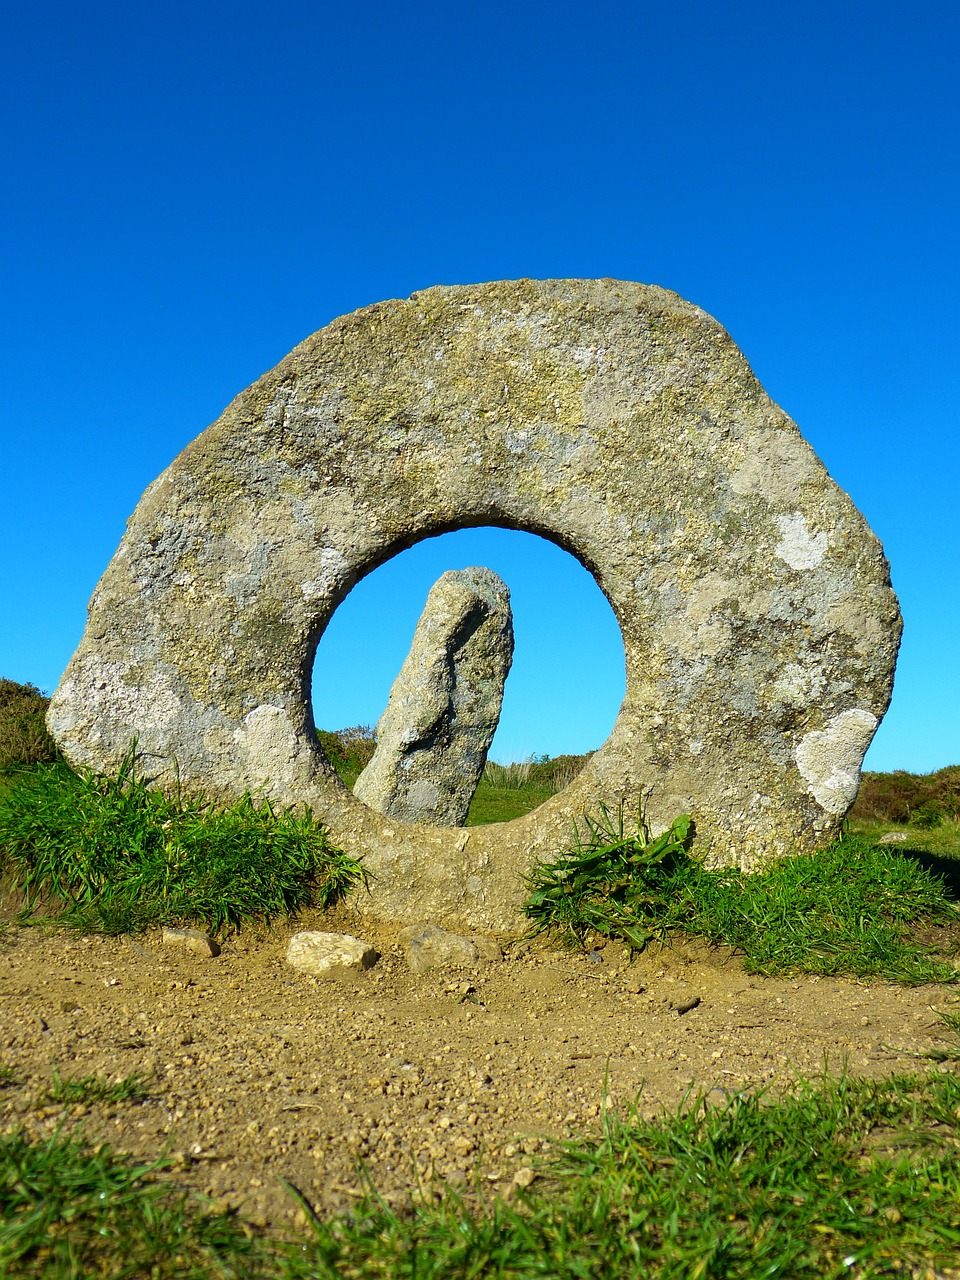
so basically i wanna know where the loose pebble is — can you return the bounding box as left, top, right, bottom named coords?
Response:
left=162, top=928, right=221, bottom=958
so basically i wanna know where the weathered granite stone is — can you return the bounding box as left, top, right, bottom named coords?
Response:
left=354, top=567, right=513, bottom=826
left=286, top=931, right=378, bottom=976
left=161, top=927, right=220, bottom=957
left=400, top=924, right=481, bottom=972
left=47, top=279, right=901, bottom=929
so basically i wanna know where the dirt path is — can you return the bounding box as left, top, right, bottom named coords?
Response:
left=2, top=907, right=957, bottom=1231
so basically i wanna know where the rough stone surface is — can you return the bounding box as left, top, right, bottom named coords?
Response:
left=286, top=931, right=378, bottom=977
left=354, top=567, right=513, bottom=826
left=47, top=278, right=901, bottom=929
left=400, top=924, right=482, bottom=972
left=161, top=927, right=221, bottom=958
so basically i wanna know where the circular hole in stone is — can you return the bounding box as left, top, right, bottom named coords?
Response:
left=310, top=527, right=625, bottom=826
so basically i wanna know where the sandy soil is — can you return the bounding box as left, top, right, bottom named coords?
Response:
left=2, top=906, right=958, bottom=1231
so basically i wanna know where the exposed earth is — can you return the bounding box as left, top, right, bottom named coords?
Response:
left=2, top=905, right=958, bottom=1232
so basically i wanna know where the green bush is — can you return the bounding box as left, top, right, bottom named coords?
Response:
left=316, top=724, right=378, bottom=785
left=851, top=765, right=960, bottom=826
left=0, top=679, right=56, bottom=772
left=0, top=755, right=365, bottom=935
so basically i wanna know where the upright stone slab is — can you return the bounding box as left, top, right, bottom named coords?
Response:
left=47, top=279, right=901, bottom=930
left=354, top=567, right=513, bottom=826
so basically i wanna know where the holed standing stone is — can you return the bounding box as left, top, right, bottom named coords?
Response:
left=354, top=567, right=513, bottom=826
left=47, top=279, right=901, bottom=930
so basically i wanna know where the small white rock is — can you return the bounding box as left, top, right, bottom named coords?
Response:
left=286, top=931, right=378, bottom=977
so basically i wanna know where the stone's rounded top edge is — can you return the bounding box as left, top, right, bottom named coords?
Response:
left=206, top=277, right=728, bottom=434
left=405, top=276, right=706, bottom=318
left=436, top=565, right=510, bottom=606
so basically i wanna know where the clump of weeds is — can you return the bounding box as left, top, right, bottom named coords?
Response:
left=0, top=753, right=365, bottom=936
left=524, top=807, right=960, bottom=983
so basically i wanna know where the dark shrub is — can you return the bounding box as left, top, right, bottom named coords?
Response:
left=315, top=724, right=378, bottom=783
left=0, top=679, right=57, bottom=772
left=852, top=766, right=960, bottom=825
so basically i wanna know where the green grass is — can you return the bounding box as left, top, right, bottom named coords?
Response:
left=287, top=1070, right=960, bottom=1279
left=465, top=779, right=558, bottom=825
left=0, top=758, right=365, bottom=936
left=39, top=1070, right=150, bottom=1107
left=0, top=1129, right=270, bottom=1279
left=7, top=1070, right=960, bottom=1278
left=525, top=810, right=960, bottom=983
left=924, top=1008, right=960, bottom=1063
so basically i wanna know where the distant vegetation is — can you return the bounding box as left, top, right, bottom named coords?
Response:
left=0, top=679, right=56, bottom=773
left=315, top=724, right=960, bottom=834
left=315, top=725, right=592, bottom=825
left=851, top=765, right=960, bottom=828
left=315, top=723, right=378, bottom=787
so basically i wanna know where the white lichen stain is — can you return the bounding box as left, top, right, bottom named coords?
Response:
left=61, top=659, right=183, bottom=737
left=235, top=705, right=299, bottom=778
left=775, top=513, right=828, bottom=570
left=300, top=547, right=349, bottom=601
left=773, top=662, right=826, bottom=708
left=795, top=709, right=878, bottom=814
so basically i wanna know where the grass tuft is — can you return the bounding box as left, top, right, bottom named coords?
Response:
left=0, top=756, right=366, bottom=935
left=525, top=810, right=960, bottom=983
left=40, top=1069, right=150, bottom=1107
left=524, top=807, right=694, bottom=951
left=0, top=1128, right=270, bottom=1278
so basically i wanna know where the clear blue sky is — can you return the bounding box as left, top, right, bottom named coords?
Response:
left=1, top=0, right=956, bottom=771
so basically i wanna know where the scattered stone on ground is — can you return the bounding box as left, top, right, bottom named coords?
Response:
left=285, top=931, right=378, bottom=977
left=878, top=831, right=911, bottom=843
left=354, top=567, right=513, bottom=826
left=2, top=904, right=958, bottom=1231
left=161, top=927, right=221, bottom=958
left=401, top=924, right=487, bottom=972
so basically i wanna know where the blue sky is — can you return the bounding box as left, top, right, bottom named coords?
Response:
left=1, top=0, right=956, bottom=770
